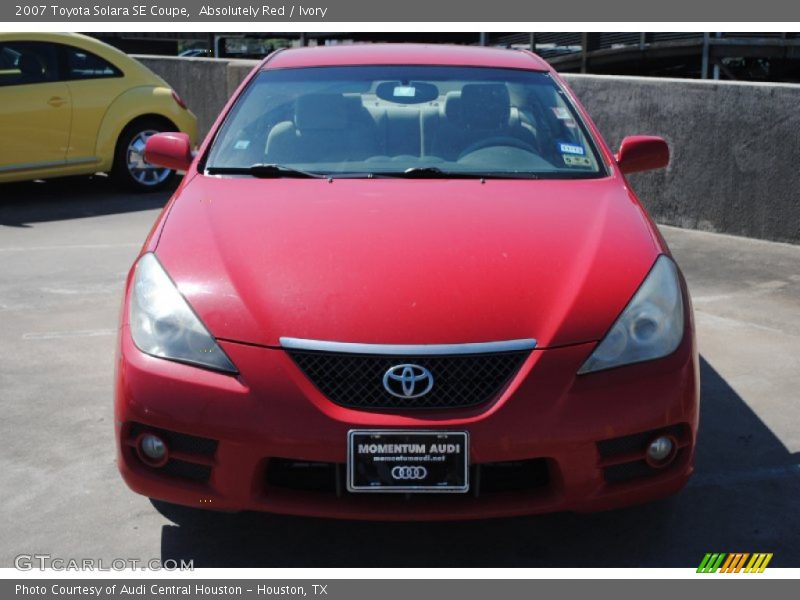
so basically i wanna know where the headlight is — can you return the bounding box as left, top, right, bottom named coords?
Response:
left=578, top=255, right=684, bottom=374
left=129, top=253, right=237, bottom=374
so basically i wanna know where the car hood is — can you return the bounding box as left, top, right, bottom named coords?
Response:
left=154, top=175, right=662, bottom=349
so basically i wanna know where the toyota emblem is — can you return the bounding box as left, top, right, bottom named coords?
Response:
left=382, top=364, right=434, bottom=398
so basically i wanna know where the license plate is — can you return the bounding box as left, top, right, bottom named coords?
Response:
left=347, top=430, right=469, bottom=493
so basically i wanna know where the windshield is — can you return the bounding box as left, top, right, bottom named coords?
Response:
left=204, top=65, right=606, bottom=179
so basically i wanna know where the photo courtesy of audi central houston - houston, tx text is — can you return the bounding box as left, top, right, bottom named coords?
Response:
left=1, top=23, right=799, bottom=578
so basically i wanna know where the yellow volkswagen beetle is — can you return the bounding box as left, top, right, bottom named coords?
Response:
left=0, top=32, right=197, bottom=191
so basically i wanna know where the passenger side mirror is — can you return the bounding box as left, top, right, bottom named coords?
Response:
left=615, top=136, right=669, bottom=174
left=144, top=132, right=193, bottom=172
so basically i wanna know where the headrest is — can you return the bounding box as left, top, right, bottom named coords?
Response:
left=295, top=94, right=347, bottom=130
left=443, top=91, right=462, bottom=122
left=460, top=84, right=510, bottom=130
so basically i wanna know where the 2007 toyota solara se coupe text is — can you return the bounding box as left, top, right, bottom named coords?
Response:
left=115, top=44, right=699, bottom=520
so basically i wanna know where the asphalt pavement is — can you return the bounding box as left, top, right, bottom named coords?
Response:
left=1, top=176, right=798, bottom=568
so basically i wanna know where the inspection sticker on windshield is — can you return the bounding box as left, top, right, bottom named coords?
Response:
left=558, top=142, right=585, bottom=155
left=234, top=140, right=251, bottom=150
left=393, top=86, right=416, bottom=97
left=563, top=155, right=592, bottom=167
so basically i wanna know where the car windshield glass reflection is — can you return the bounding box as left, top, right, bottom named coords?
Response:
left=204, top=66, right=605, bottom=179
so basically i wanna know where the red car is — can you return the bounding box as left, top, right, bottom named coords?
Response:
left=116, top=44, right=699, bottom=520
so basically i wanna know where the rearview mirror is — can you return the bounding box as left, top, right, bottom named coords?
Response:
left=615, top=136, right=669, bottom=174
left=144, top=132, right=193, bottom=172
left=375, top=81, right=439, bottom=104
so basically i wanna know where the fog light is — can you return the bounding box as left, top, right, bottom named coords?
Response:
left=646, top=435, right=676, bottom=467
left=136, top=433, right=168, bottom=467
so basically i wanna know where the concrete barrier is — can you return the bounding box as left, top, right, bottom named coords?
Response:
left=134, top=55, right=800, bottom=244
left=564, top=74, right=800, bottom=245
left=134, top=55, right=259, bottom=138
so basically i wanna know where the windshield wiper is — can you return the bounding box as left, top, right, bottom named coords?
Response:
left=205, top=164, right=326, bottom=179
left=373, top=167, right=540, bottom=179
left=376, top=167, right=478, bottom=179
left=206, top=164, right=548, bottom=180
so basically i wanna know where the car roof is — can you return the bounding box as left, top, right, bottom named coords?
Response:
left=263, top=44, right=552, bottom=72
left=0, top=32, right=100, bottom=45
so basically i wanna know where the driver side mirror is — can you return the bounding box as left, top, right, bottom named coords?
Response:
left=615, top=136, right=669, bottom=174
left=144, top=132, right=193, bottom=172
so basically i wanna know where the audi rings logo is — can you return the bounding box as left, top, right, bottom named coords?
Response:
left=382, top=364, right=434, bottom=398
left=391, top=465, right=428, bottom=480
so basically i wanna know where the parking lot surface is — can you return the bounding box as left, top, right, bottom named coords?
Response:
left=1, top=177, right=798, bottom=568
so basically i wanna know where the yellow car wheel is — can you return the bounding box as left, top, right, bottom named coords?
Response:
left=112, top=117, right=177, bottom=192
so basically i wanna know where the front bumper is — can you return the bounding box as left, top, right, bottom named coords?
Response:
left=115, top=327, right=699, bottom=520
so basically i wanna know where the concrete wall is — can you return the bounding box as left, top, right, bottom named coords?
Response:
left=563, top=74, right=800, bottom=245
left=134, top=55, right=800, bottom=244
left=134, top=55, right=259, bottom=139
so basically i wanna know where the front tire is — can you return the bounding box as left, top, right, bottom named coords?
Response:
left=112, top=119, right=176, bottom=192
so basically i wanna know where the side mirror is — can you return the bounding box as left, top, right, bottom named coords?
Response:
left=144, top=132, right=193, bottom=172
left=615, top=136, right=669, bottom=174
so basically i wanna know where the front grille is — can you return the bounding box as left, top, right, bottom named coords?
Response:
left=286, top=349, right=530, bottom=410
left=161, top=458, right=213, bottom=482
left=266, top=458, right=341, bottom=493
left=477, top=459, right=550, bottom=493
left=264, top=457, right=550, bottom=496
left=603, top=459, right=657, bottom=484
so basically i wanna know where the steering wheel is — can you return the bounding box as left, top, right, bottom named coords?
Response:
left=458, top=136, right=538, bottom=161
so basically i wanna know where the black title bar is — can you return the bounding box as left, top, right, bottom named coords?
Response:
left=3, top=0, right=800, bottom=22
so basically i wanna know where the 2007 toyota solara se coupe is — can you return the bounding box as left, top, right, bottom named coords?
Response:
left=115, top=44, right=699, bottom=520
